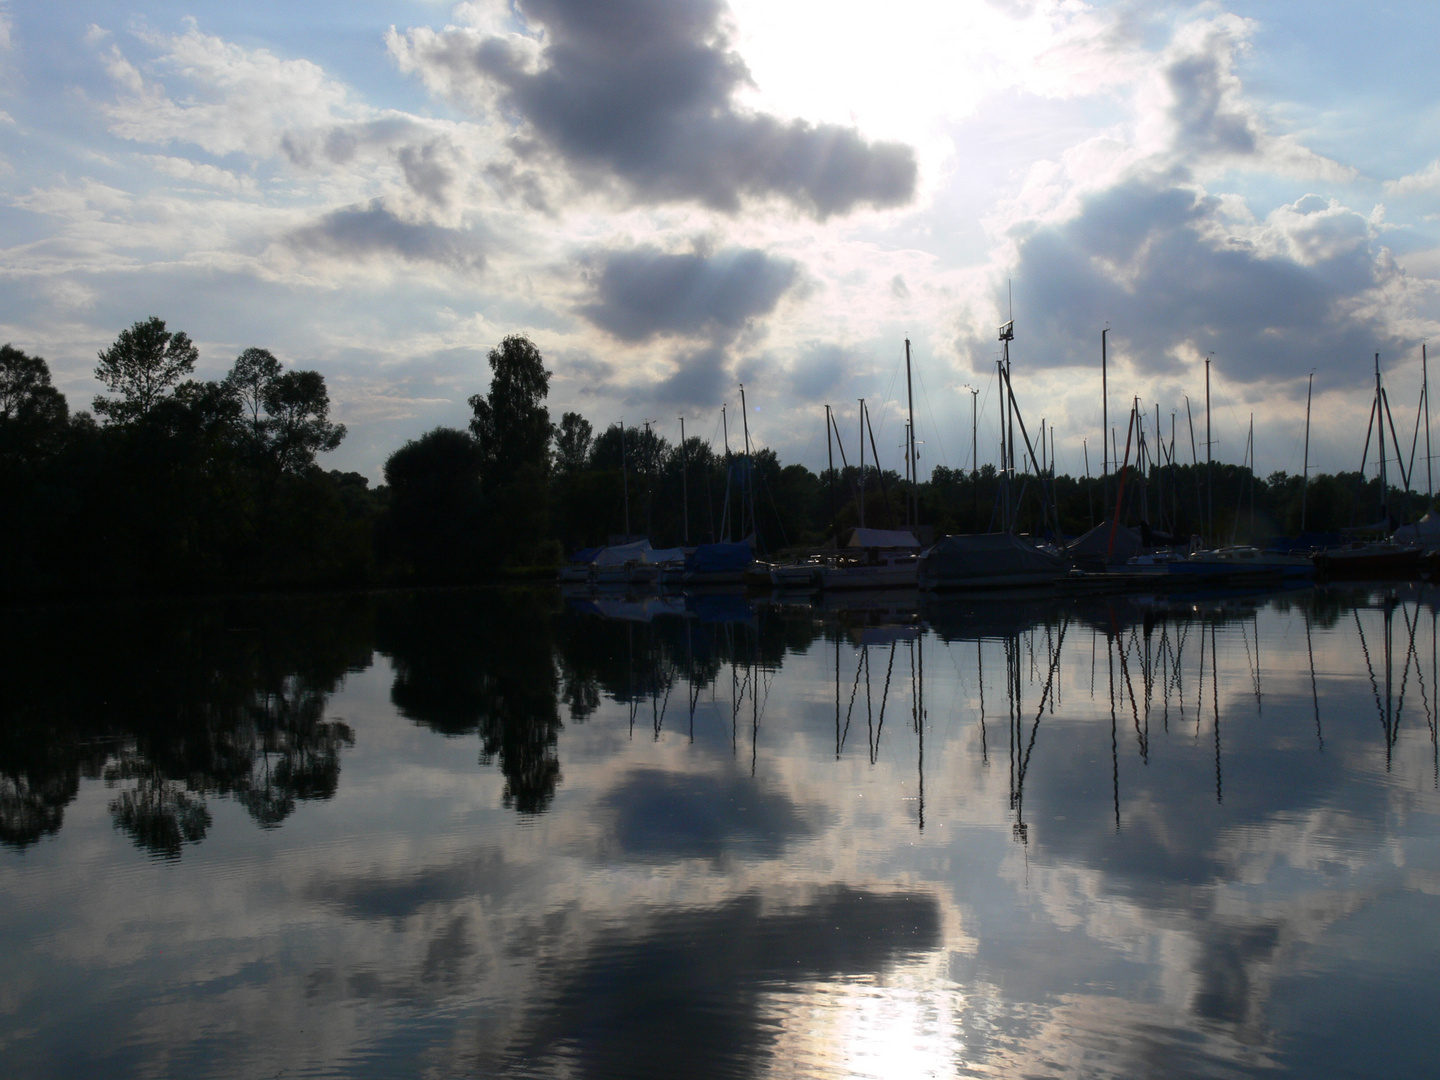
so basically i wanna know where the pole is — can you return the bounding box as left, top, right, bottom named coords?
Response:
left=970, top=387, right=979, bottom=525
left=1084, top=438, right=1095, bottom=527
left=1302, top=373, right=1313, bottom=533
left=679, top=415, right=689, bottom=545
left=826, top=404, right=836, bottom=542
left=620, top=420, right=631, bottom=537
left=1377, top=354, right=1387, bottom=527
left=739, top=383, right=751, bottom=541
left=858, top=398, right=867, bottom=529
left=1426, top=343, right=1433, bottom=504
left=1205, top=354, right=1213, bottom=544
left=721, top=404, right=731, bottom=541
left=1156, top=403, right=1163, bottom=531
left=904, top=420, right=912, bottom=526
left=905, top=338, right=918, bottom=531
left=643, top=419, right=653, bottom=540
left=1102, top=328, right=1109, bottom=514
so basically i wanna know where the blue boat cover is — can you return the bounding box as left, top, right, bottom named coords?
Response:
left=685, top=541, right=752, bottom=574
left=569, top=547, right=602, bottom=564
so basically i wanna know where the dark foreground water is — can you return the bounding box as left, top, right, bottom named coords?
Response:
left=3, top=584, right=1439, bottom=1079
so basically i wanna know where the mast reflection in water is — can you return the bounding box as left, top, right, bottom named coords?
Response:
left=2, top=584, right=1439, bottom=1078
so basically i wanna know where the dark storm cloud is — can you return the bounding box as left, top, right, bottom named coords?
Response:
left=401, top=0, right=917, bottom=217
left=580, top=245, right=796, bottom=343
left=286, top=202, right=485, bottom=271
left=1001, top=176, right=1404, bottom=384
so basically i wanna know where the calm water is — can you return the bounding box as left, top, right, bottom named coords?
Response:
left=3, top=585, right=1440, bottom=1079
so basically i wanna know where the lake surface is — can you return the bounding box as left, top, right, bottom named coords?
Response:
left=3, top=584, right=1440, bottom=1079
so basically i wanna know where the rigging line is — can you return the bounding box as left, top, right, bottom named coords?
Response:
left=1111, top=610, right=1144, bottom=761
left=1169, top=621, right=1189, bottom=721
left=1017, top=620, right=1069, bottom=787
left=912, top=363, right=951, bottom=470
left=1401, top=602, right=1428, bottom=746
left=1305, top=609, right=1323, bottom=753
left=842, top=645, right=864, bottom=754
left=873, top=639, right=898, bottom=764
left=869, top=351, right=904, bottom=444
left=654, top=671, right=673, bottom=740
left=1240, top=611, right=1261, bottom=710
left=1352, top=609, right=1388, bottom=738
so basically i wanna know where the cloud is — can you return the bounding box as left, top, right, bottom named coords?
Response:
left=141, top=154, right=257, bottom=194
left=599, top=768, right=813, bottom=862
left=1150, top=15, right=1353, bottom=182
left=1162, top=18, right=1259, bottom=159
left=388, top=0, right=917, bottom=217
left=579, top=245, right=796, bottom=343
left=995, top=177, right=1404, bottom=383
left=285, top=202, right=486, bottom=271
left=505, top=887, right=941, bottom=1077
left=101, top=25, right=356, bottom=158
left=1386, top=160, right=1440, bottom=197
left=650, top=343, right=731, bottom=406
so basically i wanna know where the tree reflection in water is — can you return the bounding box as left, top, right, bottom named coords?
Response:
left=377, top=589, right=566, bottom=813
left=0, top=595, right=369, bottom=856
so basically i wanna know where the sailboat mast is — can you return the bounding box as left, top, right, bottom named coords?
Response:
left=679, top=415, right=688, bottom=545
left=858, top=398, right=867, bottom=529
left=739, top=383, right=751, bottom=540
left=905, top=338, right=917, bottom=531
left=1426, top=343, right=1433, bottom=504
left=1205, top=354, right=1213, bottom=544
left=721, top=404, right=731, bottom=542
left=1377, top=354, right=1388, bottom=526
left=825, top=404, right=836, bottom=542
left=1302, top=373, right=1313, bottom=533
left=620, top=419, right=631, bottom=537
left=1102, top=327, right=1109, bottom=515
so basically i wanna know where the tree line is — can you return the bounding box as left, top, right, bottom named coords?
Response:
left=2, top=320, right=1426, bottom=597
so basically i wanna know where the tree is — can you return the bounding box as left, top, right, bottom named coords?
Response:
left=262, top=370, right=346, bottom=477
left=469, top=335, right=552, bottom=483
left=94, top=317, right=198, bottom=424
left=224, top=347, right=283, bottom=438
left=380, top=427, right=486, bottom=578
left=0, top=345, right=69, bottom=462
left=553, top=411, right=593, bottom=476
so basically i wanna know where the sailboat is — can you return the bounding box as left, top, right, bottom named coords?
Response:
left=1314, top=353, right=1427, bottom=580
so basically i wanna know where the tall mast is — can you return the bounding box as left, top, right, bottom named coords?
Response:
left=1102, top=327, right=1109, bottom=516
left=997, top=359, right=1009, bottom=530
left=643, top=419, right=653, bottom=540
left=969, top=387, right=979, bottom=525
left=1205, top=354, right=1213, bottom=544
left=721, top=404, right=731, bottom=542
left=739, top=383, right=751, bottom=540
left=1302, top=372, right=1313, bottom=532
left=620, top=419, right=631, bottom=537
left=679, top=415, right=688, bottom=545
left=905, top=337, right=917, bottom=531
left=1377, top=354, right=1387, bottom=526
left=1426, top=343, right=1433, bottom=504
left=1000, top=314, right=1015, bottom=532
left=858, top=398, right=867, bottom=529
left=825, top=404, right=836, bottom=542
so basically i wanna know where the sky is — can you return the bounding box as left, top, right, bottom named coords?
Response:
left=2, top=0, right=1439, bottom=487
